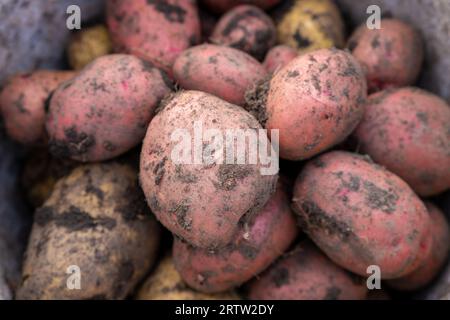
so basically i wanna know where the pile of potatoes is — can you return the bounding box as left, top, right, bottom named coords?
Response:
left=0, top=0, right=448, bottom=300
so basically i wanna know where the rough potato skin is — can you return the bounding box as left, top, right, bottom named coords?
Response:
left=140, top=90, right=278, bottom=249
left=0, top=70, right=75, bottom=145
left=387, top=203, right=450, bottom=291
left=68, top=25, right=112, bottom=70
left=107, top=0, right=200, bottom=74
left=201, top=0, right=281, bottom=14
left=136, top=255, right=240, bottom=300
left=263, top=45, right=297, bottom=74
left=292, top=151, right=432, bottom=279
left=247, top=241, right=368, bottom=300
left=172, top=181, right=298, bottom=293
left=16, top=163, right=161, bottom=300
left=276, top=0, right=345, bottom=53
left=265, top=49, right=367, bottom=160
left=211, top=5, right=276, bottom=61
left=348, top=19, right=423, bottom=92
left=354, top=88, right=450, bottom=197
left=173, top=44, right=267, bottom=105
left=46, top=54, right=172, bottom=162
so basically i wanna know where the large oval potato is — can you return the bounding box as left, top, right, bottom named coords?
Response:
left=173, top=181, right=298, bottom=293
left=354, top=88, right=450, bottom=196
left=173, top=44, right=267, bottom=105
left=0, top=70, right=75, bottom=145
left=46, top=54, right=172, bottom=162
left=292, top=151, right=432, bottom=279
left=107, top=0, right=200, bottom=74
left=140, top=90, right=278, bottom=249
left=16, top=163, right=161, bottom=300
left=247, top=241, right=368, bottom=300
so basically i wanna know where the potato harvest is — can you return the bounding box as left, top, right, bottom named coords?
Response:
left=0, top=0, right=449, bottom=303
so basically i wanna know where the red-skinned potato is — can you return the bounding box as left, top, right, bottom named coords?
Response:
left=387, top=203, right=450, bottom=291
left=0, top=71, right=75, bottom=145
left=106, top=0, right=200, bottom=74
left=348, top=19, right=423, bottom=92
left=211, top=5, right=276, bottom=61
left=201, top=0, right=281, bottom=14
left=263, top=45, right=297, bottom=74
left=140, top=90, right=278, bottom=249
left=46, top=54, right=172, bottom=162
left=246, top=241, right=368, bottom=300
left=173, top=44, right=267, bottom=105
left=292, top=151, right=432, bottom=279
left=354, top=88, right=450, bottom=197
left=249, top=48, right=367, bottom=160
left=173, top=181, right=298, bottom=293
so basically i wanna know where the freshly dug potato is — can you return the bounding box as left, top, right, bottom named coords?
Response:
left=211, top=5, right=276, bottom=61
left=348, top=19, right=423, bottom=92
left=353, top=88, right=450, bottom=197
left=387, top=203, right=450, bottom=291
left=68, top=25, right=112, bottom=70
left=173, top=181, right=298, bottom=293
left=263, top=45, right=297, bottom=74
left=140, top=90, right=278, bottom=249
left=201, top=0, right=281, bottom=14
left=46, top=54, right=172, bottom=162
left=16, top=163, right=161, bottom=300
left=250, top=48, right=366, bottom=160
left=107, top=0, right=200, bottom=74
left=173, top=44, right=267, bottom=105
left=137, top=255, right=240, bottom=300
left=276, top=0, right=345, bottom=53
left=0, top=70, right=75, bottom=145
left=247, top=241, right=368, bottom=300
left=292, top=151, right=432, bottom=279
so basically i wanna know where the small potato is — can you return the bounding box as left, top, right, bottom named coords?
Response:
left=256, top=48, right=366, bottom=160
left=387, top=203, right=450, bottom=291
left=173, top=44, right=267, bottom=105
left=46, top=54, right=172, bottom=162
left=0, top=70, right=75, bottom=145
left=136, top=255, right=240, bottom=300
left=353, top=88, right=450, bottom=196
left=68, top=25, right=112, bottom=70
left=276, top=0, right=345, bottom=53
left=201, top=0, right=281, bottom=14
left=107, top=0, right=200, bottom=74
left=16, top=163, right=161, bottom=300
left=140, top=90, right=278, bottom=249
left=263, top=45, right=297, bottom=74
left=348, top=19, right=423, bottom=92
left=173, top=181, right=298, bottom=293
left=292, top=151, right=432, bottom=279
left=211, top=5, right=276, bottom=61
left=246, top=241, right=368, bottom=300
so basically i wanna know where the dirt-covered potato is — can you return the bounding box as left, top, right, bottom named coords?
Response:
left=348, top=19, right=423, bottom=92
left=107, top=0, right=200, bottom=74
left=16, top=163, right=161, bottom=300
left=140, top=90, right=278, bottom=249
left=173, top=44, right=267, bottom=105
left=246, top=241, right=368, bottom=300
left=172, top=181, right=298, bottom=293
left=292, top=151, right=432, bottom=279
left=0, top=70, right=75, bottom=145
left=46, top=54, right=172, bottom=162
left=68, top=25, right=112, bottom=70
left=354, top=88, right=450, bottom=197
left=387, top=203, right=450, bottom=291
left=201, top=0, right=281, bottom=14
left=263, top=45, right=297, bottom=74
left=275, top=0, right=345, bottom=53
left=136, top=255, right=240, bottom=300
left=211, top=5, right=276, bottom=61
